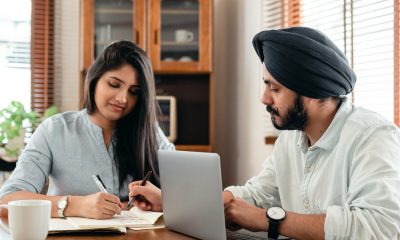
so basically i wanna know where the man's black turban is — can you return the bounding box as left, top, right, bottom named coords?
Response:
left=252, top=27, right=356, bottom=99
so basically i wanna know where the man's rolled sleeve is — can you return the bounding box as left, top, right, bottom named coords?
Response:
left=224, top=155, right=280, bottom=208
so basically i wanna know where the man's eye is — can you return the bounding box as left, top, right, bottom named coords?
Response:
left=266, top=84, right=278, bottom=92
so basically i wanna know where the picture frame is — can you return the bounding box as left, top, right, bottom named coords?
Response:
left=156, top=96, right=177, bottom=143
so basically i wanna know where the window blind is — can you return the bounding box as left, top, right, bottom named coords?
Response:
left=301, top=0, right=395, bottom=123
left=281, top=0, right=301, bottom=27
left=352, top=0, right=394, bottom=121
left=301, top=0, right=346, bottom=53
left=31, top=0, right=54, bottom=116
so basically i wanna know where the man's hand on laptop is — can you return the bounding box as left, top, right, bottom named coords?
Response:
left=223, top=191, right=234, bottom=204
left=224, top=197, right=268, bottom=232
left=128, top=181, right=163, bottom=212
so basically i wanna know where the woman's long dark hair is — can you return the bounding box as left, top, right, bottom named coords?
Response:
left=82, top=40, right=160, bottom=187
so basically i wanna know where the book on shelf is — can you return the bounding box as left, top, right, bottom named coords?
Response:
left=49, top=207, right=164, bottom=234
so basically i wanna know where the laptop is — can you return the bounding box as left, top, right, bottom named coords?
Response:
left=158, top=150, right=268, bottom=240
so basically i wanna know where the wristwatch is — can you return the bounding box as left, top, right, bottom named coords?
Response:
left=266, top=206, right=286, bottom=239
left=57, top=195, right=69, bottom=218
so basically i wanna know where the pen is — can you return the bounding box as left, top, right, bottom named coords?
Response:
left=92, top=174, right=108, bottom=193
left=127, top=170, right=152, bottom=208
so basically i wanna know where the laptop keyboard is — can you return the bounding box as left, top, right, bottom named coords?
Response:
left=226, top=230, right=268, bottom=240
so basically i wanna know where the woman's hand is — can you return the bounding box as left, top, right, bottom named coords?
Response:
left=76, top=192, right=123, bottom=219
left=128, top=181, right=162, bottom=212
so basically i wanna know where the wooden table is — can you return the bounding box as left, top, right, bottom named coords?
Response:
left=0, top=216, right=195, bottom=240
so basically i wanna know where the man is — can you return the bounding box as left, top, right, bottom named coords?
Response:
left=129, top=27, right=400, bottom=239
left=222, top=27, right=400, bottom=239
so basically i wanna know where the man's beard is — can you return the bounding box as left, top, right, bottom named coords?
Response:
left=266, top=94, right=308, bottom=131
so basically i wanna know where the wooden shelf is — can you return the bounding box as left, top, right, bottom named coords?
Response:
left=95, top=8, right=132, bottom=14
left=161, top=41, right=198, bottom=46
left=175, top=145, right=212, bottom=152
left=161, top=10, right=199, bottom=15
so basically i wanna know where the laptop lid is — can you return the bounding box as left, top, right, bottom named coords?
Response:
left=158, top=150, right=226, bottom=240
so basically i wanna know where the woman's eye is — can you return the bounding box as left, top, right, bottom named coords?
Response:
left=108, top=82, right=119, bottom=88
left=129, top=89, right=140, bottom=95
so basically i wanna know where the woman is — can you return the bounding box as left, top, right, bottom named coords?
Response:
left=0, top=41, right=174, bottom=219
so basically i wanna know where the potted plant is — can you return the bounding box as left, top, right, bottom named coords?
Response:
left=0, top=101, right=58, bottom=162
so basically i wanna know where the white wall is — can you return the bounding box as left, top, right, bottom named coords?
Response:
left=213, top=0, right=274, bottom=187
left=54, top=0, right=81, bottom=112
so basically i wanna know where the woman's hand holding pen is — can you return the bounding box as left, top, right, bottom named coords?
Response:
left=128, top=181, right=163, bottom=212
left=78, top=192, right=124, bottom=219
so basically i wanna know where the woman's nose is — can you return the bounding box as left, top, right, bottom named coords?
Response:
left=115, top=90, right=128, bottom=104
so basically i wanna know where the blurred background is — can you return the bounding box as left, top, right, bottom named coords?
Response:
left=0, top=0, right=398, bottom=187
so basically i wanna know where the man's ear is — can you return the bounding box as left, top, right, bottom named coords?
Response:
left=301, top=96, right=321, bottom=113
left=301, top=96, right=313, bottom=106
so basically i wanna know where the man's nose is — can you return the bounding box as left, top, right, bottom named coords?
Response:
left=261, top=89, right=273, bottom=105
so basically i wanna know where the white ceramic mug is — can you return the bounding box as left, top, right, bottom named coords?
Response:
left=175, top=29, right=194, bottom=43
left=179, top=56, right=193, bottom=62
left=0, top=200, right=51, bottom=240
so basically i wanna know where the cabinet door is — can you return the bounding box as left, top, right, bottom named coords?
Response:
left=81, top=0, right=145, bottom=73
left=149, top=0, right=212, bottom=73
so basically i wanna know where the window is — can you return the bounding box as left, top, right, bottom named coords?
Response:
left=0, top=0, right=55, bottom=115
left=262, top=0, right=399, bottom=141
left=0, top=0, right=31, bottom=110
left=301, top=0, right=395, bottom=122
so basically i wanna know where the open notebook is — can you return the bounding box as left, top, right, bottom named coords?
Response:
left=49, top=207, right=164, bottom=234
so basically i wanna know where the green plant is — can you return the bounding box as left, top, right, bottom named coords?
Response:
left=0, top=101, right=58, bottom=159
left=43, top=105, right=59, bottom=118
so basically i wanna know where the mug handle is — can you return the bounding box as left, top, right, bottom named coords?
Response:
left=0, top=204, right=10, bottom=233
left=187, top=32, right=194, bottom=42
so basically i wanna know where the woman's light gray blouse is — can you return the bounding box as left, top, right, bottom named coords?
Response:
left=0, top=110, right=175, bottom=200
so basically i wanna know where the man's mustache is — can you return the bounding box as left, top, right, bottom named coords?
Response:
left=266, top=105, right=279, bottom=116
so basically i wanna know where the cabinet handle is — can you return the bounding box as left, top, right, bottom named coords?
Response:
left=154, top=30, right=158, bottom=45
left=136, top=30, right=140, bottom=45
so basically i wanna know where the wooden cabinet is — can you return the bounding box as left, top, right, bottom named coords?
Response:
left=148, top=0, right=212, bottom=73
left=81, top=0, right=213, bottom=152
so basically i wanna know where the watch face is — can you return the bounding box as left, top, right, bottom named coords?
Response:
left=267, top=207, right=286, bottom=220
left=58, top=200, right=67, bottom=208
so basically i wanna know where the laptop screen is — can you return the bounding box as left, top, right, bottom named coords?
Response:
left=158, top=150, right=227, bottom=240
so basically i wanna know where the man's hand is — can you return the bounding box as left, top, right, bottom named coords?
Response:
left=223, top=191, right=234, bottom=204
left=224, top=197, right=268, bottom=232
left=77, top=192, right=123, bottom=219
left=128, top=181, right=162, bottom=212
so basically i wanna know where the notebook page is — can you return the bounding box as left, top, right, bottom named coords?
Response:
left=67, top=207, right=163, bottom=229
left=49, top=218, right=126, bottom=234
